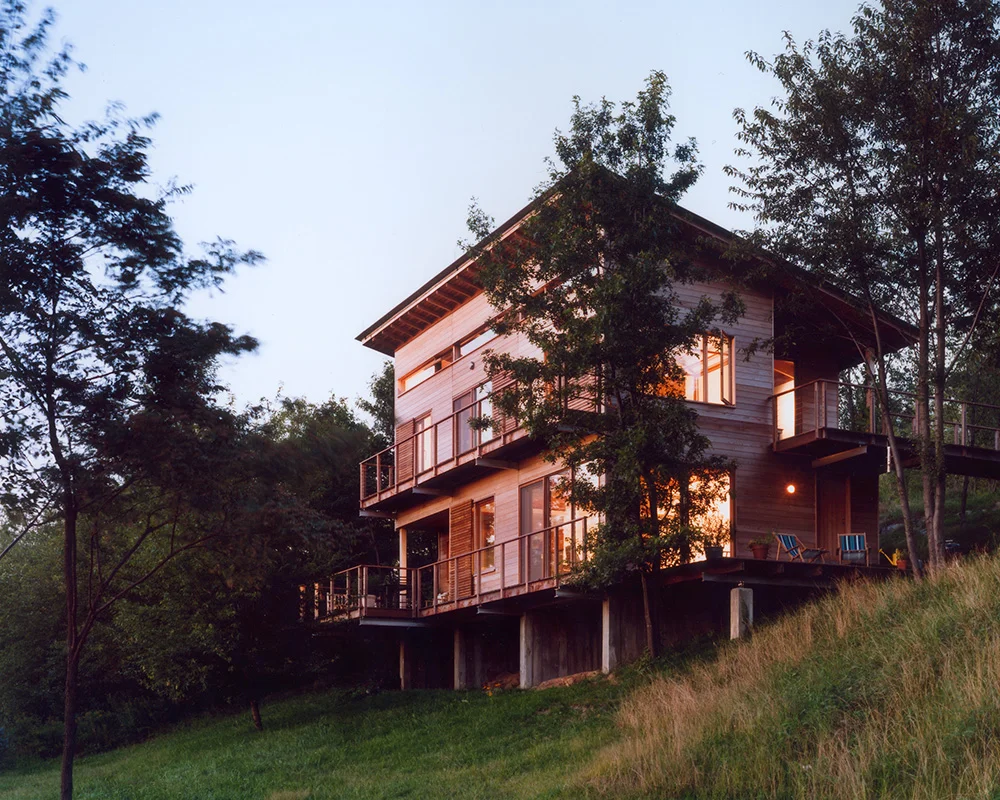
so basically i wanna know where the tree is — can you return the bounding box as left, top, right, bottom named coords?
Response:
left=0, top=5, right=260, bottom=795
left=357, top=361, right=395, bottom=450
left=465, top=72, right=741, bottom=657
left=729, top=0, right=1000, bottom=576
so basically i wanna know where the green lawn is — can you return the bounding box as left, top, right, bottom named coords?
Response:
left=0, top=678, right=625, bottom=800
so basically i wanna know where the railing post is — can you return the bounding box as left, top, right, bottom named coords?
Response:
left=821, top=381, right=828, bottom=429
left=813, top=382, right=819, bottom=434
left=961, top=403, right=967, bottom=446
left=433, top=565, right=438, bottom=613
left=868, top=389, right=876, bottom=434
left=500, top=540, right=506, bottom=596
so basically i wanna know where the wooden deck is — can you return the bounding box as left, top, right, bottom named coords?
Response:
left=771, top=380, right=1000, bottom=479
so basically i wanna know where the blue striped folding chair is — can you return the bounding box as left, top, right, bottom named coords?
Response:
left=837, top=533, right=870, bottom=565
left=774, top=533, right=827, bottom=563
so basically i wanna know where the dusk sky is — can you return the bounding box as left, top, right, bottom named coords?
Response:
left=49, top=0, right=863, bottom=418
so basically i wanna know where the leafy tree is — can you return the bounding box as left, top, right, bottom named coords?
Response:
left=465, top=72, right=741, bottom=657
left=357, top=361, right=395, bottom=449
left=0, top=5, right=260, bottom=795
left=729, top=0, right=1000, bottom=576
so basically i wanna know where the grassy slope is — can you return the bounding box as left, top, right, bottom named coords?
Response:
left=0, top=678, right=625, bottom=800
left=592, top=554, right=1000, bottom=799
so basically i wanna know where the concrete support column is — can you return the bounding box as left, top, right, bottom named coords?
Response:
left=399, top=638, right=413, bottom=690
left=453, top=629, right=468, bottom=690
left=519, top=613, right=535, bottom=689
left=730, top=586, right=753, bottom=640
left=601, top=596, right=619, bottom=673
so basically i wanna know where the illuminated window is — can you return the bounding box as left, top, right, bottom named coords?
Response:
left=476, top=498, right=496, bottom=571
left=674, top=334, right=734, bottom=405
left=656, top=471, right=732, bottom=561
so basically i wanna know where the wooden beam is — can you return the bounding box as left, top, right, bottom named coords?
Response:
left=412, top=487, right=449, bottom=497
left=702, top=573, right=834, bottom=589
left=359, top=510, right=394, bottom=519
left=811, top=445, right=870, bottom=469
left=475, top=457, right=517, bottom=470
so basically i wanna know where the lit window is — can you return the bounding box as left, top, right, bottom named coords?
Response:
left=476, top=498, right=496, bottom=571
left=673, top=334, right=734, bottom=405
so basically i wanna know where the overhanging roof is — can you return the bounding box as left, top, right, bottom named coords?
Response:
left=357, top=189, right=916, bottom=360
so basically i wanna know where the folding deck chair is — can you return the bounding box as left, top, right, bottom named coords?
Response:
left=837, top=533, right=870, bottom=565
left=774, top=533, right=828, bottom=563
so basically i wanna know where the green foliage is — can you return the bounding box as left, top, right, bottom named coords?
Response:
left=466, top=72, right=740, bottom=596
left=356, top=361, right=395, bottom=450
left=729, top=0, right=1000, bottom=571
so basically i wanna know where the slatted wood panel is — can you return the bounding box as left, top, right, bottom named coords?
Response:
left=450, top=500, right=475, bottom=599
left=492, top=370, right=518, bottom=435
left=396, top=419, right=415, bottom=483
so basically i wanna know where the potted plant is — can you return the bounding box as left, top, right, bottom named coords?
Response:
left=702, top=517, right=729, bottom=560
left=749, top=535, right=772, bottom=560
left=893, top=548, right=908, bottom=571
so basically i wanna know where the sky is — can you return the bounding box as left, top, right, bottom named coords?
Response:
left=46, top=0, right=865, bottom=415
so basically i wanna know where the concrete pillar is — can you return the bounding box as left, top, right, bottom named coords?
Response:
left=601, top=596, right=619, bottom=673
left=399, top=639, right=413, bottom=690
left=453, top=629, right=468, bottom=689
left=519, top=613, right=535, bottom=689
left=730, top=586, right=753, bottom=640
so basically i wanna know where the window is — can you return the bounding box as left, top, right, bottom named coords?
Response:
left=476, top=498, right=496, bottom=571
left=520, top=470, right=591, bottom=581
left=414, top=414, right=433, bottom=474
left=674, top=334, right=734, bottom=405
left=457, top=326, right=497, bottom=358
left=656, top=471, right=732, bottom=562
left=454, top=380, right=493, bottom=455
left=399, top=351, right=453, bottom=394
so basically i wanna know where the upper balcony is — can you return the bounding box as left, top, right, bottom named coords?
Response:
left=359, top=394, right=540, bottom=513
left=771, top=379, right=1000, bottom=478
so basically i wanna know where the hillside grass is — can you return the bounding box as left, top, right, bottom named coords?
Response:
left=591, top=553, right=1000, bottom=799
left=0, top=674, right=628, bottom=800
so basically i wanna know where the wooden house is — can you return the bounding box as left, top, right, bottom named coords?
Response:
left=311, top=199, right=1000, bottom=690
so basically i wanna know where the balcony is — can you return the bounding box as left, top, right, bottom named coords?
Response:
left=359, top=396, right=540, bottom=513
left=306, top=517, right=591, bottom=623
left=771, top=379, right=1000, bottom=477
left=359, top=379, right=599, bottom=513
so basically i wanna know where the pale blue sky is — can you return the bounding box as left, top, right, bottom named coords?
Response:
left=49, top=0, right=863, bottom=413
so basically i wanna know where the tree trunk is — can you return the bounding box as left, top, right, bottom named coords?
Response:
left=250, top=699, right=263, bottom=732
left=639, top=570, right=659, bottom=659
left=960, top=475, right=970, bottom=523
left=60, top=506, right=79, bottom=800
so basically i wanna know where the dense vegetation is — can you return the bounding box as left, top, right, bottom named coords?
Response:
left=5, top=527, right=1000, bottom=799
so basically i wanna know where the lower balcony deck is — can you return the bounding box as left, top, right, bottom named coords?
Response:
left=301, top=552, right=896, bottom=628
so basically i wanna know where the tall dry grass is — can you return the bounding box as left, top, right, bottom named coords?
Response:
left=588, top=555, right=1000, bottom=799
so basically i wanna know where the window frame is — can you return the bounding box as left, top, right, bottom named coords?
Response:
left=676, top=333, right=735, bottom=407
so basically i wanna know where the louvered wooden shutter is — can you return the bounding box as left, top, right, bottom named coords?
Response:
left=450, top=501, right=475, bottom=599
left=395, top=419, right=416, bottom=483
left=492, top=371, right=518, bottom=435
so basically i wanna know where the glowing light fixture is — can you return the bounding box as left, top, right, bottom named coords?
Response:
left=785, top=483, right=796, bottom=495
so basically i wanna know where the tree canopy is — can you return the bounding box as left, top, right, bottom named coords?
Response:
left=466, top=71, right=742, bottom=656
left=729, top=0, right=1000, bottom=576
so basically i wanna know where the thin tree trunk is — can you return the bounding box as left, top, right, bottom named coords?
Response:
left=960, top=475, right=970, bottom=523
left=639, top=570, right=658, bottom=659
left=250, top=699, right=263, bottom=732
left=60, top=506, right=78, bottom=800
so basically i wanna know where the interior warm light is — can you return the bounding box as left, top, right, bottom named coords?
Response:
left=785, top=483, right=796, bottom=495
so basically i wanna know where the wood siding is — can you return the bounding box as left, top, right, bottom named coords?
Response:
left=390, top=270, right=874, bottom=564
